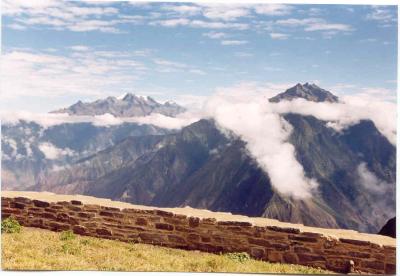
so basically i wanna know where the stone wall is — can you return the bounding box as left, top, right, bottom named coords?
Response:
left=1, top=196, right=395, bottom=274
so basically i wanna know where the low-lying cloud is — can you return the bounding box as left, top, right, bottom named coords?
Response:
left=39, top=142, right=74, bottom=160
left=270, top=95, right=396, bottom=144
left=356, top=162, right=389, bottom=194
left=1, top=111, right=200, bottom=130
left=203, top=93, right=318, bottom=198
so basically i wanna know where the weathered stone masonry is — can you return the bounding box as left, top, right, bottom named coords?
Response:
left=1, top=196, right=396, bottom=274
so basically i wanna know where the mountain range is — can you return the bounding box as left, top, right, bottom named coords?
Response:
left=2, top=83, right=396, bottom=233
left=51, top=93, right=186, bottom=117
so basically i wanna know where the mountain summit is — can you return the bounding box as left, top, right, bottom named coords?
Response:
left=269, top=83, right=339, bottom=103
left=51, top=93, right=186, bottom=117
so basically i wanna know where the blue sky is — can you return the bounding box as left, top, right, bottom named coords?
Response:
left=1, top=1, right=398, bottom=112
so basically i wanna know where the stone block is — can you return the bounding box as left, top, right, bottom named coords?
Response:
left=187, top=233, right=200, bottom=242
left=267, top=251, right=282, bottom=262
left=385, top=263, right=396, bottom=275
left=201, top=236, right=211, bottom=243
left=361, top=260, right=385, bottom=271
left=202, top=218, right=216, bottom=225
left=339, top=238, right=371, bottom=246
left=266, top=226, right=300, bottom=234
left=154, top=210, right=174, bottom=217
left=73, top=225, right=87, bottom=235
left=135, top=217, right=148, bottom=226
left=250, top=247, right=265, bottom=259
left=96, top=228, right=112, bottom=236
left=297, top=253, right=326, bottom=263
left=14, top=197, right=32, bottom=204
left=289, top=235, right=318, bottom=243
left=41, top=212, right=57, bottom=220
left=189, top=217, right=200, bottom=228
left=13, top=202, right=26, bottom=209
left=283, top=252, right=298, bottom=264
left=348, top=251, right=371, bottom=258
left=196, top=243, right=224, bottom=253
left=32, top=200, right=50, bottom=208
left=155, top=223, right=174, bottom=231
left=248, top=237, right=270, bottom=247
left=217, top=221, right=252, bottom=227
left=78, top=212, right=95, bottom=218
left=49, top=222, right=70, bottom=231
left=99, top=211, right=115, bottom=217
left=168, top=234, right=186, bottom=244
left=269, top=242, right=289, bottom=251
left=67, top=205, right=82, bottom=212
left=293, top=246, right=312, bottom=253
left=139, top=232, right=167, bottom=244
left=102, top=206, right=120, bottom=212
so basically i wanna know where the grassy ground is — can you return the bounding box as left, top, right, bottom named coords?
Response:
left=2, top=227, right=331, bottom=273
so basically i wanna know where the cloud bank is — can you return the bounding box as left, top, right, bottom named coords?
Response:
left=203, top=91, right=318, bottom=199
left=1, top=111, right=200, bottom=130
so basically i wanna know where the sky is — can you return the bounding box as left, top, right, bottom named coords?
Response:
left=1, top=0, right=398, bottom=112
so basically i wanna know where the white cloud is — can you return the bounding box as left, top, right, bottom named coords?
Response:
left=69, top=45, right=90, bottom=51
left=152, top=19, right=248, bottom=30
left=191, top=20, right=248, bottom=30
left=221, top=40, right=248, bottom=46
left=3, top=0, right=123, bottom=33
left=203, top=6, right=250, bottom=21
left=275, top=18, right=353, bottom=33
left=203, top=87, right=318, bottom=199
left=154, top=18, right=190, bottom=27
left=153, top=58, right=187, bottom=68
left=357, top=163, right=390, bottom=194
left=1, top=50, right=145, bottom=100
left=153, top=58, right=206, bottom=75
left=162, top=4, right=202, bottom=16
left=202, top=31, right=227, bottom=39
left=6, top=23, right=27, bottom=30
left=270, top=32, right=289, bottom=40
left=304, top=23, right=352, bottom=32
left=270, top=95, right=396, bottom=145
left=39, top=142, right=74, bottom=159
left=1, top=111, right=200, bottom=131
left=254, top=4, right=293, bottom=16
left=366, top=6, right=395, bottom=23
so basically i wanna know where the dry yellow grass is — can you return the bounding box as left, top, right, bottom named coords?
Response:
left=2, top=227, right=331, bottom=273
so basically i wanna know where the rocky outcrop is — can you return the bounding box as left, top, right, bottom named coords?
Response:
left=269, top=83, right=339, bottom=103
left=379, top=217, right=396, bottom=238
left=2, top=195, right=396, bottom=274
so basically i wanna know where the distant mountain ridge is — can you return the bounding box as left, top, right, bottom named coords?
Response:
left=51, top=93, right=186, bottom=117
left=269, top=83, right=339, bottom=103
